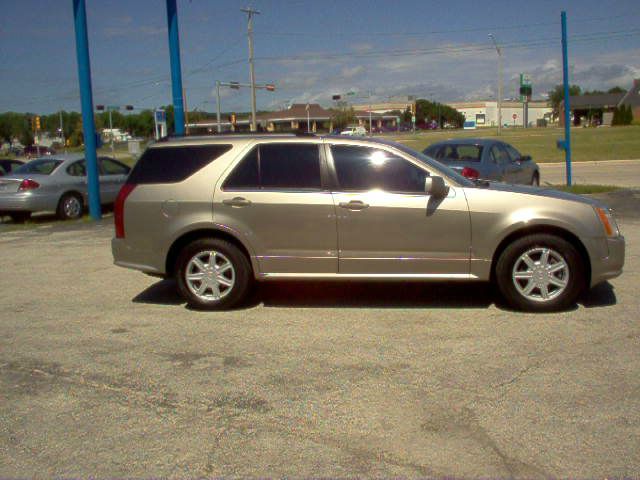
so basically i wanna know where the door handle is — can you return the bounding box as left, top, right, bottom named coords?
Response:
left=222, top=196, right=252, bottom=207
left=339, top=200, right=369, bottom=210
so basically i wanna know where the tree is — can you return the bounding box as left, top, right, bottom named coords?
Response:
left=607, top=86, right=626, bottom=94
left=330, top=106, right=356, bottom=130
left=548, top=84, right=582, bottom=118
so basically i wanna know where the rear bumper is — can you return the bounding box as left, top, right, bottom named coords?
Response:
left=590, top=235, right=625, bottom=286
left=111, top=237, right=165, bottom=275
left=0, top=192, right=56, bottom=213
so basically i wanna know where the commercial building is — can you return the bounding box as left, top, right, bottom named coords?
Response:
left=560, top=79, right=640, bottom=126
left=446, top=101, right=552, bottom=128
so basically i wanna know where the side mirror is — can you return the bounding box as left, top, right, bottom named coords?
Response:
left=425, top=176, right=449, bottom=197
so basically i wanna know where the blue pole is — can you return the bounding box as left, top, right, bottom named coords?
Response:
left=166, top=0, right=185, bottom=136
left=72, top=0, right=101, bottom=219
left=561, top=11, right=572, bottom=186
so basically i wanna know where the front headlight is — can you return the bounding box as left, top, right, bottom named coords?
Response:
left=594, top=207, right=620, bottom=237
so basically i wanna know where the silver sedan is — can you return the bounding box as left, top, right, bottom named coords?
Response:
left=0, top=153, right=131, bottom=222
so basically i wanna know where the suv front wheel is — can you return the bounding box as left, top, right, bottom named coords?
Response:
left=175, top=238, right=252, bottom=310
left=495, top=234, right=585, bottom=312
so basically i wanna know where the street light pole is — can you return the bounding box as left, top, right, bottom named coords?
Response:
left=241, top=7, right=260, bottom=132
left=489, top=33, right=503, bottom=136
left=108, top=109, right=115, bottom=156
left=216, top=80, right=222, bottom=133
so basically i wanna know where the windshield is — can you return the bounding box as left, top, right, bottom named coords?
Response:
left=13, top=158, right=63, bottom=175
left=389, top=142, right=475, bottom=187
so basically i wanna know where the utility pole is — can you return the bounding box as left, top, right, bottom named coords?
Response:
left=108, top=109, right=114, bottom=156
left=58, top=110, right=65, bottom=148
left=183, top=87, right=190, bottom=135
left=488, top=33, right=503, bottom=136
left=368, top=90, right=372, bottom=135
left=216, top=81, right=222, bottom=133
left=241, top=7, right=260, bottom=132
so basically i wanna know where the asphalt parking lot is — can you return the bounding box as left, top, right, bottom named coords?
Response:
left=1, top=191, right=639, bottom=477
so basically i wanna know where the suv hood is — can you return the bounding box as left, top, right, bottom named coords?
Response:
left=476, top=181, right=606, bottom=208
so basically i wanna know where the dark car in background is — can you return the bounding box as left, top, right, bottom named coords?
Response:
left=23, top=145, right=55, bottom=158
left=424, top=138, right=540, bottom=185
left=0, top=159, right=24, bottom=176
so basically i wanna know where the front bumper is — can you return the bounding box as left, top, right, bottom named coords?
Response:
left=590, top=235, right=625, bottom=286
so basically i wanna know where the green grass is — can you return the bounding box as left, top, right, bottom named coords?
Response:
left=384, top=125, right=640, bottom=163
left=549, top=184, right=621, bottom=194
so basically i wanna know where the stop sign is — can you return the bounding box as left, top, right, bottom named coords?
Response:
left=512, top=113, right=518, bottom=120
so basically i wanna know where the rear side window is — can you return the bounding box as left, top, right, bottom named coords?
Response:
left=127, top=144, right=232, bottom=184
left=224, top=143, right=321, bottom=190
left=100, top=157, right=131, bottom=175
left=67, top=160, right=86, bottom=176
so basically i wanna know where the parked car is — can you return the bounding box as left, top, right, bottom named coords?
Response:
left=340, top=125, right=367, bottom=136
left=0, top=158, right=24, bottom=176
left=0, top=154, right=130, bottom=222
left=423, top=139, right=540, bottom=185
left=23, top=145, right=55, bottom=158
left=111, top=134, right=624, bottom=312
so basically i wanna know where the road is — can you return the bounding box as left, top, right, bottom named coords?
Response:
left=0, top=191, right=638, bottom=477
left=539, top=159, right=640, bottom=187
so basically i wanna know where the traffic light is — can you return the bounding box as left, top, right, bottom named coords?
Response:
left=332, top=94, right=341, bottom=101
left=229, top=82, right=240, bottom=90
left=35, top=116, right=41, bottom=130
left=96, top=105, right=105, bottom=111
left=125, top=105, right=134, bottom=110
left=265, top=84, right=275, bottom=92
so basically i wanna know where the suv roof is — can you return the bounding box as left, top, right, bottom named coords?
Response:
left=151, top=133, right=400, bottom=150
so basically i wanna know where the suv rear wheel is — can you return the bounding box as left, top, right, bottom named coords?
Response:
left=495, top=233, right=585, bottom=312
left=175, top=238, right=252, bottom=310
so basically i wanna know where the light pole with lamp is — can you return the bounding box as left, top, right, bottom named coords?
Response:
left=488, top=33, right=503, bottom=135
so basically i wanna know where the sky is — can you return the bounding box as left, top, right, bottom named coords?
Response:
left=0, top=0, right=639, bottom=114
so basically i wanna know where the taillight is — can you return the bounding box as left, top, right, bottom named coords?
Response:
left=114, top=183, right=136, bottom=239
left=18, top=179, right=40, bottom=190
left=461, top=167, right=480, bottom=180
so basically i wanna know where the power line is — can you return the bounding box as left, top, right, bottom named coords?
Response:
left=255, top=13, right=631, bottom=38
left=252, top=28, right=640, bottom=62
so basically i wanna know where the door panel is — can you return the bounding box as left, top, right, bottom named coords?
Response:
left=333, top=189, right=470, bottom=274
left=214, top=142, right=338, bottom=274
left=215, top=191, right=337, bottom=273
left=328, top=144, right=471, bottom=275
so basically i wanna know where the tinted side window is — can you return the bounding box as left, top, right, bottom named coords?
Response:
left=100, top=157, right=130, bottom=175
left=504, top=144, right=521, bottom=162
left=127, top=144, right=232, bottom=184
left=67, top=160, right=86, bottom=176
left=259, top=144, right=321, bottom=189
left=224, top=143, right=321, bottom=190
left=491, top=145, right=510, bottom=165
left=223, top=147, right=259, bottom=189
left=332, top=145, right=427, bottom=194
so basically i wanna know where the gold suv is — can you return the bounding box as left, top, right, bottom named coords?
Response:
left=112, top=134, right=624, bottom=312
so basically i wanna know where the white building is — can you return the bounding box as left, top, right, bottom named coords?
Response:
left=446, top=101, right=552, bottom=127
left=101, top=128, right=131, bottom=142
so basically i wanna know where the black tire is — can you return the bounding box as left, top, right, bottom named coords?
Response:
left=531, top=172, right=540, bottom=186
left=9, top=212, right=31, bottom=223
left=57, top=193, right=84, bottom=220
left=495, top=234, right=586, bottom=312
left=175, top=238, right=252, bottom=310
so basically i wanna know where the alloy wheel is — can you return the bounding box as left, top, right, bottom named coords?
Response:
left=512, top=247, right=569, bottom=302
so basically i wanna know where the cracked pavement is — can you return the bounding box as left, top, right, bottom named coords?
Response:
left=0, top=196, right=639, bottom=477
